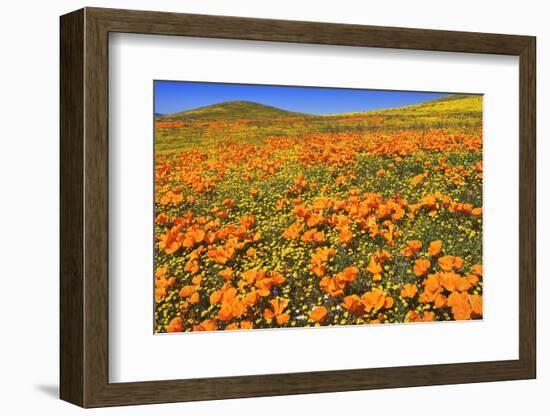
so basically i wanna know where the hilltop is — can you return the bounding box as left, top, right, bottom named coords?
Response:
left=332, top=94, right=482, bottom=118
left=158, top=94, right=482, bottom=122
left=370, top=93, right=481, bottom=117
left=158, top=100, right=308, bottom=121
left=320, top=94, right=482, bottom=131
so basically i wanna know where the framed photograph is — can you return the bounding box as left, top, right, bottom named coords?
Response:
left=60, top=7, right=536, bottom=408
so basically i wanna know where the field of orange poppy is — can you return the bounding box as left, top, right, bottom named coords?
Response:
left=154, top=91, right=483, bottom=333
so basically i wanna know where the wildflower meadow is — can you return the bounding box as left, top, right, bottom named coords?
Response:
left=154, top=88, right=483, bottom=333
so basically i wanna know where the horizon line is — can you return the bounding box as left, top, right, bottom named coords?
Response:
left=156, top=95, right=474, bottom=118
left=154, top=80, right=481, bottom=116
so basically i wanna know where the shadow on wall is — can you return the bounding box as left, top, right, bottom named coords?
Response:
left=34, top=384, right=58, bottom=399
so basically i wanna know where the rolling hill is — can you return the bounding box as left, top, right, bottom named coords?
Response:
left=321, top=94, right=482, bottom=131
left=158, top=94, right=482, bottom=123
left=158, top=100, right=309, bottom=121
left=332, top=94, right=482, bottom=118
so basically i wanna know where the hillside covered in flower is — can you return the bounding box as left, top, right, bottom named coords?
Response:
left=154, top=94, right=483, bottom=333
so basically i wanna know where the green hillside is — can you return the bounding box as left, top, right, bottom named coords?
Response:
left=368, top=94, right=481, bottom=117
left=314, top=94, right=482, bottom=132
left=158, top=100, right=308, bottom=121
left=333, top=94, right=481, bottom=117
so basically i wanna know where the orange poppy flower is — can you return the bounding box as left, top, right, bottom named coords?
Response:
left=310, top=247, right=335, bottom=266
left=217, top=297, right=246, bottom=321
left=471, top=264, right=483, bottom=276
left=155, top=267, right=176, bottom=302
left=466, top=273, right=479, bottom=286
left=209, top=284, right=234, bottom=305
left=155, top=212, right=168, bottom=224
left=219, top=267, right=233, bottom=281
left=179, top=285, right=195, bottom=298
left=240, top=320, right=253, bottom=330
left=155, top=266, right=168, bottom=279
left=155, top=287, right=167, bottom=303
left=402, top=240, right=422, bottom=257
left=275, top=198, right=289, bottom=209
left=419, top=273, right=442, bottom=303
left=438, top=255, right=464, bottom=272
left=184, top=259, right=199, bottom=274
left=158, top=228, right=182, bottom=254
left=301, top=228, right=324, bottom=244
left=413, top=258, right=431, bottom=276
left=382, top=222, right=395, bottom=246
left=361, top=288, right=388, bottom=313
left=339, top=227, right=353, bottom=244
left=282, top=221, right=303, bottom=239
left=310, top=263, right=326, bottom=278
left=373, top=249, right=392, bottom=264
left=159, top=190, right=184, bottom=205
left=165, top=316, right=183, bottom=332
left=411, top=172, right=426, bottom=187
left=207, top=246, right=232, bottom=264
left=254, top=271, right=285, bottom=296
left=313, top=230, right=325, bottom=243
left=211, top=207, right=229, bottom=219
left=293, top=204, right=308, bottom=217
left=340, top=266, right=359, bottom=282
left=263, top=298, right=290, bottom=325
left=400, top=283, right=418, bottom=298
left=306, top=213, right=323, bottom=228
left=427, top=240, right=443, bottom=256
left=406, top=310, right=435, bottom=323
left=189, top=292, right=200, bottom=304
left=319, top=276, right=346, bottom=298
left=447, top=291, right=472, bottom=320
left=294, top=173, right=307, bottom=188
left=342, top=295, right=365, bottom=317
left=434, top=293, right=447, bottom=308
left=241, top=269, right=259, bottom=285
left=468, top=294, right=483, bottom=317
left=243, top=290, right=260, bottom=306
left=309, top=306, right=329, bottom=323
left=185, top=228, right=206, bottom=247
left=366, top=258, right=383, bottom=281
left=439, top=272, right=461, bottom=292
left=193, top=319, right=217, bottom=332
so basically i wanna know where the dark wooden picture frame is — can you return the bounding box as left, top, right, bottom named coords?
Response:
left=60, top=7, right=536, bottom=408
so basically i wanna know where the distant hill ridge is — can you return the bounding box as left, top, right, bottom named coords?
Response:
left=332, top=94, right=481, bottom=117
left=158, top=100, right=308, bottom=121
left=157, top=94, right=482, bottom=121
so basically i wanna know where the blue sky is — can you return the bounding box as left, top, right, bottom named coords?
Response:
left=154, top=81, right=448, bottom=115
